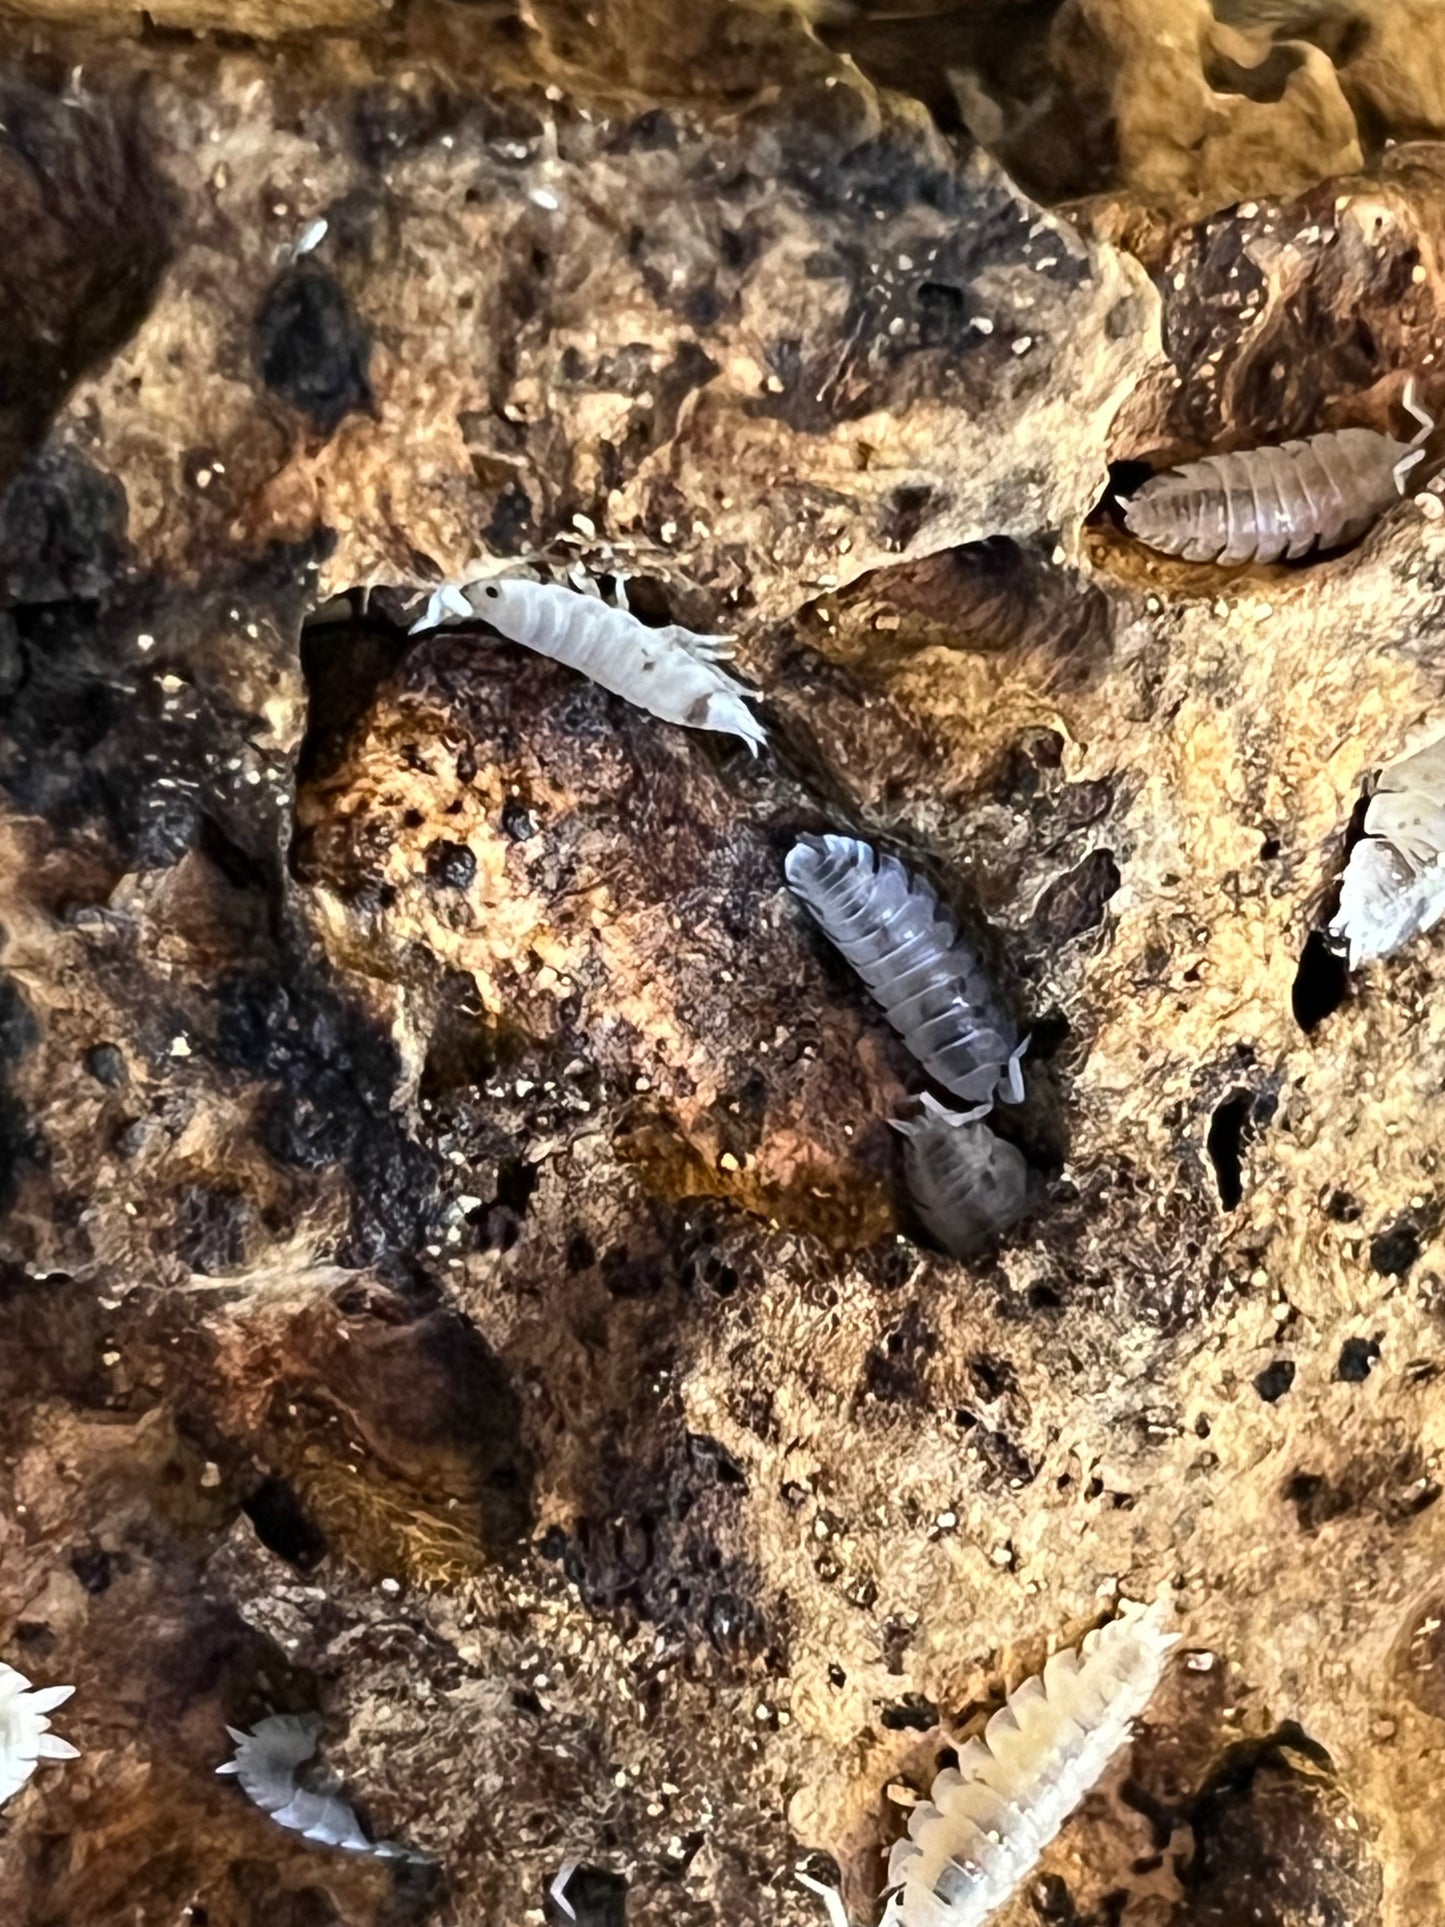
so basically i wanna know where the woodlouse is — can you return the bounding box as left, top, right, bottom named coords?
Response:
left=218, top=1713, right=412, bottom=1858
left=0, top=1664, right=78, bottom=1807
left=1123, top=379, right=1434, bottom=564
left=892, top=1092, right=1031, bottom=1258
left=410, top=571, right=766, bottom=753
left=1332, top=731, right=1445, bottom=965
left=799, top=1594, right=1178, bottom=1927
left=785, top=834, right=1027, bottom=1111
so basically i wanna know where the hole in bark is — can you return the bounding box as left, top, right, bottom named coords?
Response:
left=1031, top=849, right=1121, bottom=945
left=1206, top=1090, right=1251, bottom=1210
left=295, top=606, right=410, bottom=795
left=1103, top=457, right=1155, bottom=516
left=1335, top=1336, right=1380, bottom=1382
left=256, top=268, right=373, bottom=436
left=1253, top=1360, right=1296, bottom=1404
left=1291, top=930, right=1349, bottom=1032
left=545, top=1867, right=627, bottom=1927
left=1205, top=43, right=1303, bottom=104
left=880, top=1695, right=939, bottom=1731
left=1371, top=1221, right=1421, bottom=1277
left=242, top=1476, right=328, bottom=1572
left=493, top=1155, right=538, bottom=1218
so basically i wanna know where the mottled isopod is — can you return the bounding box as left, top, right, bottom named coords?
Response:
left=892, top=1092, right=1031, bottom=1257
left=1124, top=379, right=1434, bottom=564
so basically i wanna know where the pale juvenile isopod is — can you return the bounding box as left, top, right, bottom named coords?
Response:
left=410, top=571, right=766, bottom=753
left=799, top=1593, right=1179, bottom=1927
left=1123, top=379, right=1434, bottom=564
left=0, top=1664, right=78, bottom=1806
left=1331, top=730, right=1445, bottom=965
left=218, top=1713, right=413, bottom=1859
left=785, top=834, right=1027, bottom=1110
left=892, top=1092, right=1031, bottom=1257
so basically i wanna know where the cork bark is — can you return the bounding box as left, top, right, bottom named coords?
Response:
left=4, top=6, right=1445, bottom=1926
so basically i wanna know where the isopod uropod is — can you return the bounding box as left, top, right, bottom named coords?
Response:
left=1124, top=378, right=1434, bottom=564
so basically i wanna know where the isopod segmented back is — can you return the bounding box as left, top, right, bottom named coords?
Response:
left=1123, top=380, right=1433, bottom=565
left=784, top=834, right=1026, bottom=1110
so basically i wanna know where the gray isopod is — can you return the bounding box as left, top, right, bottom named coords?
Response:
left=892, top=1093, right=1031, bottom=1257
left=1123, top=379, right=1434, bottom=564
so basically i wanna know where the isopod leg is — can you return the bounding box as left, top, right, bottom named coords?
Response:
left=1394, top=446, right=1427, bottom=493
left=1001, top=1034, right=1030, bottom=1105
left=548, top=1860, right=580, bottom=1921
left=1404, top=375, right=1435, bottom=442
left=797, top=1872, right=854, bottom=1927
left=408, top=582, right=472, bottom=633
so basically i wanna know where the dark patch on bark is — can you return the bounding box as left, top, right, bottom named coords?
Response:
left=1031, top=849, right=1121, bottom=946
left=0, top=84, right=173, bottom=490
left=256, top=268, right=373, bottom=436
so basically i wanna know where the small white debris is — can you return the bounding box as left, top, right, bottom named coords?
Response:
left=530, top=188, right=561, bottom=211
left=1011, top=335, right=1033, bottom=355
left=293, top=217, right=328, bottom=257
left=169, top=1036, right=192, bottom=1059
left=970, top=315, right=994, bottom=335
left=136, top=633, right=155, bottom=652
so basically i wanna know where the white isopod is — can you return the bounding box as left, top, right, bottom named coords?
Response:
left=800, top=1594, right=1179, bottom=1927
left=785, top=834, right=1027, bottom=1111
left=1331, top=730, right=1445, bottom=966
left=893, top=1092, right=1031, bottom=1257
left=0, top=1663, right=78, bottom=1807
left=1124, top=378, right=1434, bottom=564
left=410, top=571, right=766, bottom=753
left=218, top=1713, right=412, bottom=1859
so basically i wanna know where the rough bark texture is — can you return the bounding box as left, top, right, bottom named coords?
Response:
left=5, top=5, right=1445, bottom=1927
